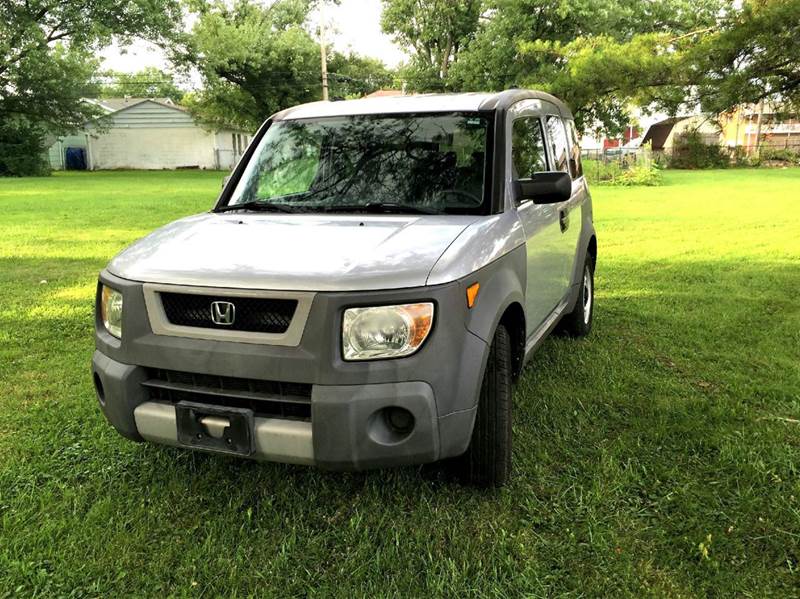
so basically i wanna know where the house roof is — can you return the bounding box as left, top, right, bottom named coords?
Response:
left=88, top=97, right=185, bottom=114
left=641, top=117, right=690, bottom=150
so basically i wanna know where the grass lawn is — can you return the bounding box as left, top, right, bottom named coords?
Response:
left=1, top=168, right=799, bottom=597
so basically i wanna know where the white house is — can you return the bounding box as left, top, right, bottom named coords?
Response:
left=47, top=98, right=252, bottom=171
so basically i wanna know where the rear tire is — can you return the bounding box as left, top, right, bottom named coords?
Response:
left=454, top=324, right=513, bottom=488
left=558, top=254, right=594, bottom=337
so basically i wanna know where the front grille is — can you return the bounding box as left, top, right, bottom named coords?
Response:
left=143, top=368, right=312, bottom=421
left=159, top=292, right=297, bottom=334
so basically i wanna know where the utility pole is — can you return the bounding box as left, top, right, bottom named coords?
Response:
left=319, top=1, right=329, bottom=101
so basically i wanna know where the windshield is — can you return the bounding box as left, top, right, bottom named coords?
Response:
left=226, top=113, right=491, bottom=215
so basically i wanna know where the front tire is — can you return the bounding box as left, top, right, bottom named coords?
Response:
left=454, top=324, right=513, bottom=487
left=558, top=254, right=594, bottom=337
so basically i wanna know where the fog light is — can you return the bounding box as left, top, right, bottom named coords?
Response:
left=384, top=407, right=414, bottom=435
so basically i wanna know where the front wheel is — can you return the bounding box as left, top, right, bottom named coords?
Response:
left=452, top=324, right=513, bottom=487
left=557, top=255, right=594, bottom=337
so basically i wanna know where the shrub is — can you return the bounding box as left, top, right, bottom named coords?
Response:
left=759, top=147, right=800, bottom=165
left=617, top=163, right=662, bottom=186
left=583, top=145, right=662, bottom=186
left=583, top=158, right=623, bottom=185
left=669, top=131, right=729, bottom=169
left=0, top=119, right=51, bottom=177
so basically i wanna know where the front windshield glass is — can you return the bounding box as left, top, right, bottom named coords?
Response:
left=227, top=113, right=491, bottom=214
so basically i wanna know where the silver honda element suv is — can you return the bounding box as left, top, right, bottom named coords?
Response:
left=92, top=89, right=597, bottom=487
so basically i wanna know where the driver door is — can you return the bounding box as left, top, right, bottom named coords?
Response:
left=510, top=110, right=565, bottom=337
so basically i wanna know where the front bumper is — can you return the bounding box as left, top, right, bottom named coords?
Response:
left=92, top=270, right=490, bottom=470
left=93, top=351, right=444, bottom=469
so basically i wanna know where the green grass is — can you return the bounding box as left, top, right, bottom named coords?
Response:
left=1, top=169, right=799, bottom=597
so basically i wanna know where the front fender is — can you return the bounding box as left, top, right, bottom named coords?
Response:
left=461, top=244, right=527, bottom=345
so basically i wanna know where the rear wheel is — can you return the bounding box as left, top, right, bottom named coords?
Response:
left=558, top=254, right=594, bottom=337
left=454, top=324, right=513, bottom=487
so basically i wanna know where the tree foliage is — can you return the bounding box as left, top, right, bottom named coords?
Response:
left=382, top=0, right=800, bottom=134
left=98, top=68, right=186, bottom=103
left=174, top=0, right=320, bottom=131
left=524, top=0, right=800, bottom=130
left=0, top=0, right=183, bottom=133
left=380, top=0, right=481, bottom=90
left=327, top=53, right=394, bottom=99
left=176, top=0, right=393, bottom=131
left=685, top=0, right=800, bottom=115
left=451, top=0, right=725, bottom=93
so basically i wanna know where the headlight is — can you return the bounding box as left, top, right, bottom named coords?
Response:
left=100, top=285, right=123, bottom=338
left=342, top=303, right=434, bottom=361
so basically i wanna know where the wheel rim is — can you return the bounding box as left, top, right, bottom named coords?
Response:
left=582, top=266, right=592, bottom=323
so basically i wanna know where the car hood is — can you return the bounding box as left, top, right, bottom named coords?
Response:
left=107, top=212, right=480, bottom=291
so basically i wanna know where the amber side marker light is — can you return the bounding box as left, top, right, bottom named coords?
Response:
left=466, top=282, right=480, bottom=308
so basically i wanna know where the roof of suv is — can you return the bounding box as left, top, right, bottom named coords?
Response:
left=273, top=89, right=574, bottom=121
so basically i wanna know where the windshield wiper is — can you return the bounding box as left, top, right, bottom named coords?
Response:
left=319, top=202, right=439, bottom=215
left=214, top=200, right=299, bottom=214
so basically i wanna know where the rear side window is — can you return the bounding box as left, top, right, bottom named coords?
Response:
left=566, top=119, right=583, bottom=178
left=511, top=118, right=547, bottom=179
left=545, top=115, right=570, bottom=173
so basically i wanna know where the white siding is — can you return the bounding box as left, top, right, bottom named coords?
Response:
left=47, top=100, right=253, bottom=170
left=87, top=126, right=219, bottom=170
left=214, top=130, right=253, bottom=170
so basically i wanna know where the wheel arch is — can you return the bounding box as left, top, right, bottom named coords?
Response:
left=498, top=302, right=526, bottom=381
left=587, top=234, right=597, bottom=266
left=462, top=245, right=527, bottom=381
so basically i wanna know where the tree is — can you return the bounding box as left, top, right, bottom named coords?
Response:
left=0, top=0, right=183, bottom=133
left=380, top=0, right=481, bottom=90
left=174, top=0, right=323, bottom=131
left=684, top=0, right=800, bottom=115
left=381, top=0, right=732, bottom=131
left=0, top=0, right=182, bottom=174
left=328, top=52, right=394, bottom=98
left=507, top=0, right=800, bottom=131
left=98, top=68, right=186, bottom=103
left=511, top=34, right=685, bottom=134
left=449, top=0, right=728, bottom=132
left=176, top=0, right=394, bottom=130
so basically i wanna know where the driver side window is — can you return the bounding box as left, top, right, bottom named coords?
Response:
left=512, top=117, right=547, bottom=180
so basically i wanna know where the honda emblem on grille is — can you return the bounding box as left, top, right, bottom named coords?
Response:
left=210, top=301, right=236, bottom=326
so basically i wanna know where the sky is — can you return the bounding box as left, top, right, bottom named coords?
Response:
left=98, top=0, right=408, bottom=79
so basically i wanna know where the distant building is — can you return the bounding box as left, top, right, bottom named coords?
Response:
left=640, top=116, right=720, bottom=152
left=47, top=98, right=251, bottom=171
left=719, top=103, right=800, bottom=153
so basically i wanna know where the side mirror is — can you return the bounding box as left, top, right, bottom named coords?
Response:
left=513, top=171, right=572, bottom=204
left=222, top=175, right=231, bottom=190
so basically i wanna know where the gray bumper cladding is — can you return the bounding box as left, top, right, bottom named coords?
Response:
left=312, top=382, right=439, bottom=470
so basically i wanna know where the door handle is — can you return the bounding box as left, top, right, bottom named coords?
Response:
left=559, top=209, right=569, bottom=233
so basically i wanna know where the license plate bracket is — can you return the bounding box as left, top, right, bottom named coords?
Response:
left=176, top=401, right=255, bottom=456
